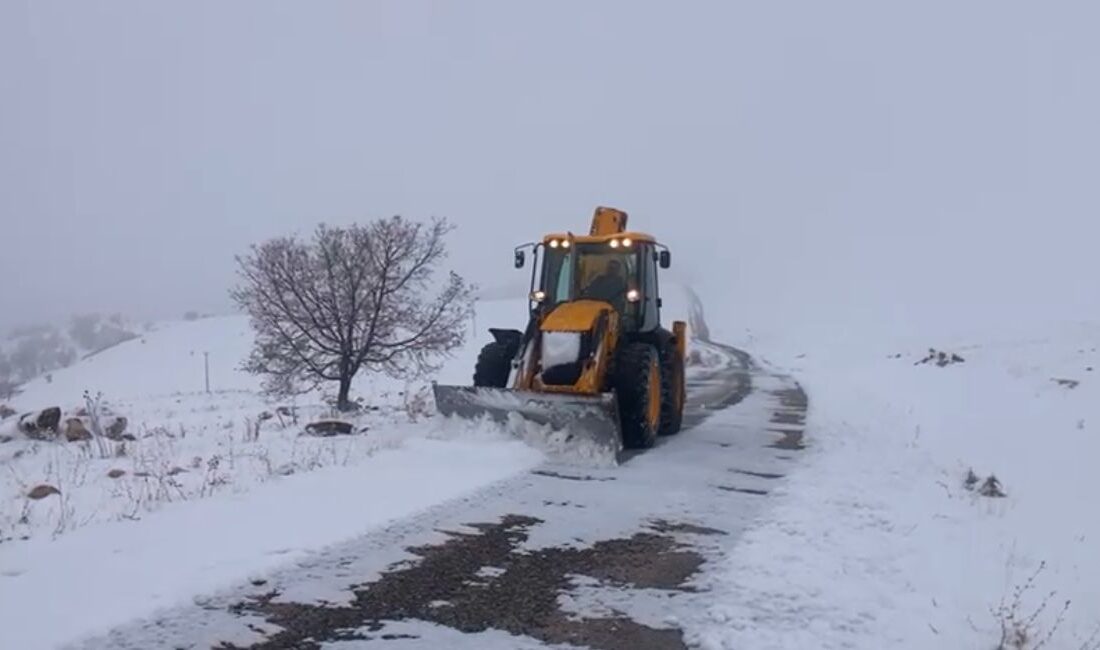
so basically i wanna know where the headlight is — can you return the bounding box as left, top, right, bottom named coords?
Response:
left=622, top=238, right=633, bottom=247
left=531, top=290, right=547, bottom=302
left=609, top=239, right=620, bottom=249
left=561, top=240, right=571, bottom=249
left=626, top=289, right=640, bottom=303
left=549, top=239, right=560, bottom=248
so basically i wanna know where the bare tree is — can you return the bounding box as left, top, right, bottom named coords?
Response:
left=0, top=377, right=18, bottom=401
left=231, top=216, right=474, bottom=411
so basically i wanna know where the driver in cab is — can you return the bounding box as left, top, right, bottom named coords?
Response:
left=581, top=258, right=628, bottom=310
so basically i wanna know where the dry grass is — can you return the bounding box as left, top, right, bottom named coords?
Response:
left=992, top=560, right=1071, bottom=650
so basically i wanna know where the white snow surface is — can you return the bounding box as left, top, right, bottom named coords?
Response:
left=0, top=284, right=705, bottom=650
left=29, top=281, right=1100, bottom=649
left=0, top=438, right=540, bottom=650
left=686, top=321, right=1100, bottom=649
left=540, top=330, right=581, bottom=369
left=0, top=297, right=541, bottom=650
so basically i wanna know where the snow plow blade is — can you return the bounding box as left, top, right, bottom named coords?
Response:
left=432, top=384, right=623, bottom=465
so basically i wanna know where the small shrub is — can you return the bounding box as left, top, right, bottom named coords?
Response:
left=915, top=348, right=965, bottom=367
left=992, top=561, right=1070, bottom=650
left=404, top=384, right=433, bottom=422
left=980, top=475, right=1008, bottom=498
left=964, top=468, right=1006, bottom=498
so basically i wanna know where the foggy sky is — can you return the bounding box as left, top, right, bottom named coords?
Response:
left=2, top=1, right=1098, bottom=338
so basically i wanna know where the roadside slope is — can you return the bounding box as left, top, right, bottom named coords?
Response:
left=686, top=322, right=1100, bottom=649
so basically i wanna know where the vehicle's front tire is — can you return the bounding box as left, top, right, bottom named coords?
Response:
left=614, top=343, right=661, bottom=449
left=659, top=340, right=685, bottom=436
left=473, top=341, right=513, bottom=388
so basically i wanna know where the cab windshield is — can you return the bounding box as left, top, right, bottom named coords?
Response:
left=541, top=243, right=638, bottom=311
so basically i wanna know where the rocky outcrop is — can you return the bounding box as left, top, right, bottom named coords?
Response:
left=27, top=484, right=61, bottom=500
left=303, top=420, right=355, bottom=437
left=15, top=406, right=130, bottom=444
left=64, top=418, right=93, bottom=442
left=104, top=415, right=128, bottom=440
left=916, top=348, right=965, bottom=367
left=18, top=407, right=62, bottom=440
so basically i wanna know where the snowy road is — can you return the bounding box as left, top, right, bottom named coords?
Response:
left=80, top=342, right=807, bottom=650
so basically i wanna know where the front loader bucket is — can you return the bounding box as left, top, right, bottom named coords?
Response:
left=432, top=384, right=623, bottom=465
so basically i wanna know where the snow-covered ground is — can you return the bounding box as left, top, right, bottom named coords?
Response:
left=0, top=297, right=534, bottom=647
left=66, top=335, right=769, bottom=650
left=1, top=316, right=409, bottom=546
left=1, top=436, right=541, bottom=650
left=0, top=298, right=545, bottom=544
left=0, top=287, right=704, bottom=650
left=7, top=279, right=1097, bottom=650
left=688, top=320, right=1100, bottom=650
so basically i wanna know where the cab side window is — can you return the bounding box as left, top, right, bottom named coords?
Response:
left=555, top=253, right=573, bottom=303
left=642, top=246, right=661, bottom=331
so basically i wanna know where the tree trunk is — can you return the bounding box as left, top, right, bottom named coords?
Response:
left=336, top=374, right=353, bottom=412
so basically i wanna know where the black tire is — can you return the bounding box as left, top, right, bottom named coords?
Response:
left=473, top=341, right=513, bottom=388
left=614, top=342, right=662, bottom=449
left=659, top=340, right=686, bottom=436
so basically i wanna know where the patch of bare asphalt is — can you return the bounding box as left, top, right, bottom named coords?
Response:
left=770, top=385, right=808, bottom=410
left=680, top=343, right=754, bottom=432
left=762, top=380, right=809, bottom=451
left=220, top=514, right=702, bottom=650
left=647, top=519, right=727, bottom=536
left=731, top=469, right=785, bottom=480
left=768, top=429, right=806, bottom=450
left=715, top=485, right=769, bottom=496
left=531, top=470, right=615, bottom=482
left=542, top=500, right=586, bottom=509
left=770, top=410, right=806, bottom=426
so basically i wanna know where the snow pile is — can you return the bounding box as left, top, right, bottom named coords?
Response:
left=541, top=331, right=581, bottom=368
left=686, top=321, right=1100, bottom=649
left=503, top=412, right=619, bottom=468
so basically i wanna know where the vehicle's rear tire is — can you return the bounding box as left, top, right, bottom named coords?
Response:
left=614, top=343, right=661, bottom=449
left=473, top=341, right=513, bottom=388
left=659, top=340, right=685, bottom=436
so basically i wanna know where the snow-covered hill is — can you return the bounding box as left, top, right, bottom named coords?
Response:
left=7, top=284, right=700, bottom=412
left=0, top=315, right=140, bottom=397
left=0, top=296, right=537, bottom=542
left=14, top=316, right=256, bottom=405
left=0, top=297, right=524, bottom=649
left=2, top=309, right=463, bottom=552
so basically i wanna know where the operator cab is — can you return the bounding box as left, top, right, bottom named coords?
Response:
left=513, top=212, right=672, bottom=335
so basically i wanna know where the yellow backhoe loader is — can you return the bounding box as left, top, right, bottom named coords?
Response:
left=433, top=207, right=687, bottom=463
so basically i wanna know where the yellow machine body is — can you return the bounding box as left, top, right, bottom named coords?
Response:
left=433, top=206, right=687, bottom=465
